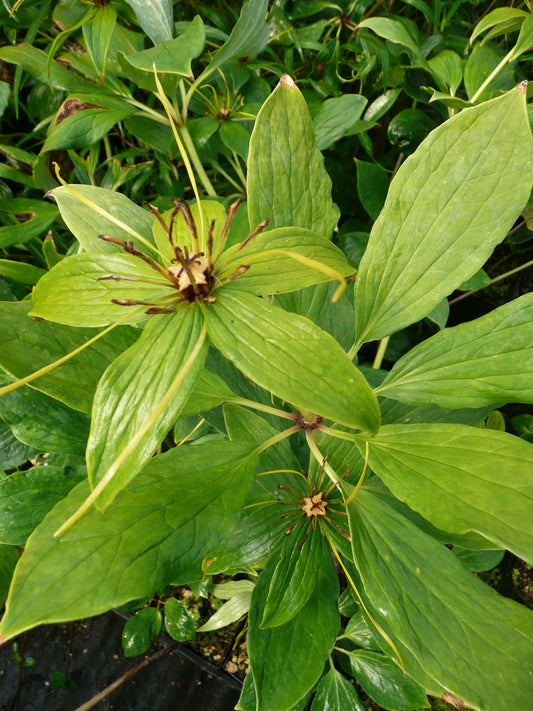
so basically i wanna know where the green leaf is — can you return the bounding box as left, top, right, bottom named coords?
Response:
left=342, top=610, right=381, bottom=651
left=0, top=545, right=18, bottom=609
left=0, top=441, right=257, bottom=640
left=219, top=121, right=250, bottom=159
left=313, top=94, right=367, bottom=150
left=248, top=541, right=339, bottom=711
left=427, top=50, right=463, bottom=94
left=0, top=301, right=138, bottom=414
left=180, top=367, right=236, bottom=417
left=122, top=607, right=162, bottom=657
left=470, top=8, right=529, bottom=45
left=164, top=598, right=196, bottom=640
left=261, top=521, right=325, bottom=629
left=377, top=293, right=533, bottom=408
left=344, top=649, right=429, bottom=710
left=43, top=106, right=135, bottom=153
left=452, top=547, right=504, bottom=573
left=0, top=198, right=58, bottom=249
left=49, top=184, right=156, bottom=254
left=356, top=423, right=533, bottom=564
left=0, top=421, right=39, bottom=470
left=0, top=259, right=46, bottom=285
left=123, top=0, right=172, bottom=45
left=464, top=45, right=516, bottom=103
left=118, top=16, right=205, bottom=89
left=197, top=588, right=252, bottom=632
left=83, top=4, right=117, bottom=78
left=355, top=160, right=389, bottom=221
left=218, top=226, right=353, bottom=296
left=311, top=667, right=364, bottom=711
left=88, top=306, right=207, bottom=510
left=206, top=289, right=380, bottom=433
left=0, top=465, right=86, bottom=545
left=358, top=17, right=428, bottom=68
left=0, top=44, right=94, bottom=92
left=247, top=74, right=339, bottom=238
left=348, top=488, right=533, bottom=710
left=0, top=374, right=90, bottom=455
left=195, top=0, right=270, bottom=86
left=30, top=252, right=171, bottom=327
left=353, top=86, right=532, bottom=346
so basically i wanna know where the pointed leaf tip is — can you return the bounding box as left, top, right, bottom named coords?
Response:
left=280, top=74, right=296, bottom=89
left=517, top=80, right=528, bottom=94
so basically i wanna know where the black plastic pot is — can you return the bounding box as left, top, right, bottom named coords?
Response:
left=0, top=610, right=242, bottom=710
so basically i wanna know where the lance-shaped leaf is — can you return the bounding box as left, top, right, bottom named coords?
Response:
left=376, top=293, right=533, bottom=407
left=0, top=301, right=137, bottom=414
left=248, top=541, right=339, bottom=711
left=353, top=85, right=532, bottom=346
left=194, top=0, right=270, bottom=86
left=87, top=306, right=207, bottom=511
left=348, top=488, right=533, bottom=711
left=118, top=15, right=205, bottom=90
left=206, top=290, right=380, bottom=434
left=0, top=441, right=257, bottom=641
left=261, top=521, right=325, bottom=629
left=247, top=74, right=339, bottom=238
left=50, top=184, right=157, bottom=255
left=354, top=424, right=533, bottom=564
left=123, top=0, right=173, bottom=45
left=30, top=253, right=172, bottom=327
left=218, top=226, right=353, bottom=296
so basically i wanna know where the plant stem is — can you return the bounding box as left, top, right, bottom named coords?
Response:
left=448, top=257, right=533, bottom=306
left=226, top=396, right=297, bottom=421
left=470, top=48, right=514, bottom=103
left=0, top=307, right=144, bottom=397
left=372, top=336, right=389, bottom=369
left=306, top=430, right=342, bottom=485
left=252, top=424, right=301, bottom=457
left=178, top=124, right=218, bottom=197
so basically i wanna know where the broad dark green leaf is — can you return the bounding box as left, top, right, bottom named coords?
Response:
left=164, top=598, right=196, bottom=641
left=358, top=17, right=427, bottom=67
left=50, top=184, right=156, bottom=254
left=31, top=253, right=172, bottom=327
left=180, top=368, right=236, bottom=417
left=218, top=226, right=353, bottom=296
left=118, top=16, right=205, bottom=88
left=464, top=44, right=516, bottom=103
left=355, top=423, right=533, bottom=564
left=247, top=74, right=339, bottom=238
left=377, top=293, right=533, bottom=407
left=0, top=375, right=90, bottom=455
left=83, top=4, right=117, bottom=78
left=43, top=106, right=135, bottom=153
left=122, top=607, right=162, bottom=657
left=0, top=420, right=39, bottom=469
left=355, top=160, right=389, bottom=221
left=313, top=94, right=367, bottom=150
left=195, top=0, right=269, bottom=85
left=353, top=86, right=532, bottom=346
left=342, top=610, right=381, bottom=651
left=248, top=542, right=339, bottom=711
left=0, top=259, right=46, bottom=285
left=428, top=50, right=463, bottom=94
left=206, top=290, right=380, bottom=433
left=0, top=301, right=138, bottom=414
left=0, top=44, right=94, bottom=92
left=0, top=441, right=257, bottom=640
left=345, top=649, right=428, bottom=710
left=123, top=0, right=172, bottom=45
left=0, top=465, right=86, bottom=545
left=348, top=488, right=533, bottom=710
left=0, top=546, right=18, bottom=609
left=0, top=198, right=58, bottom=248
left=311, top=667, right=364, bottom=711
left=88, top=306, right=207, bottom=510
left=261, top=521, right=325, bottom=629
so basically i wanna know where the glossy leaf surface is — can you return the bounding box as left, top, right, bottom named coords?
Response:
left=219, top=226, right=353, bottom=295
left=356, top=424, right=533, bottom=564
left=353, top=86, right=532, bottom=345
left=311, top=667, right=364, bottom=711
left=348, top=488, right=533, bottom=710
left=122, top=607, right=162, bottom=657
left=247, top=75, right=338, bottom=238
left=377, top=293, right=533, bottom=407
left=123, top=0, right=172, bottom=45
left=0, top=301, right=137, bottom=413
left=248, top=542, right=339, bottom=711
left=206, top=290, right=380, bottom=433
left=31, top=253, right=170, bottom=327
left=88, top=307, right=207, bottom=509
left=0, top=441, right=257, bottom=640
